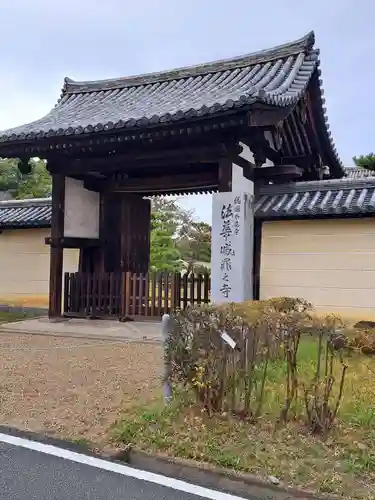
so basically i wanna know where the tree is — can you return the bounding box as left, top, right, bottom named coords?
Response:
left=149, top=197, right=213, bottom=272
left=150, top=197, right=194, bottom=239
left=149, top=211, right=182, bottom=271
left=353, top=153, right=375, bottom=171
left=0, top=158, right=52, bottom=198
left=177, top=221, right=211, bottom=272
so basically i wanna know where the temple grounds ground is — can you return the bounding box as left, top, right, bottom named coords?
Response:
left=0, top=328, right=162, bottom=450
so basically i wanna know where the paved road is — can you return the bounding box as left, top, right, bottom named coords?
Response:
left=0, top=436, right=263, bottom=500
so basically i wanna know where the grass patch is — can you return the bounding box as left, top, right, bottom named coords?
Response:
left=0, top=311, right=32, bottom=323
left=113, top=337, right=375, bottom=499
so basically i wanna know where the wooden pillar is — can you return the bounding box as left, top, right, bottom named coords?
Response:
left=48, top=174, right=65, bottom=318
left=120, top=194, right=151, bottom=273
left=252, top=219, right=262, bottom=300
left=218, top=158, right=232, bottom=192
left=252, top=180, right=263, bottom=301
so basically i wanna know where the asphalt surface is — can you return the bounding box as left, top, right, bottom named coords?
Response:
left=0, top=441, right=201, bottom=500
left=0, top=440, right=259, bottom=500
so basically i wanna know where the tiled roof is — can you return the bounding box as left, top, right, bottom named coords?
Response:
left=256, top=176, right=375, bottom=219
left=344, top=167, right=375, bottom=179
left=3, top=169, right=374, bottom=228
left=0, top=198, right=51, bottom=228
left=0, top=31, right=331, bottom=147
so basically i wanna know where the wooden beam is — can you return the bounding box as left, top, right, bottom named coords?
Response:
left=283, top=116, right=300, bottom=156
left=99, top=171, right=219, bottom=194
left=252, top=219, right=262, bottom=300
left=254, top=164, right=302, bottom=182
left=247, top=104, right=294, bottom=127
left=48, top=143, right=242, bottom=175
left=8, top=112, right=246, bottom=158
left=297, top=119, right=313, bottom=156
left=289, top=111, right=306, bottom=155
left=45, top=236, right=100, bottom=249
left=241, top=133, right=282, bottom=166
left=218, top=158, right=232, bottom=192
left=48, top=174, right=65, bottom=318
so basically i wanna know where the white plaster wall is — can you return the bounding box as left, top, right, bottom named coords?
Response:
left=233, top=139, right=275, bottom=193
left=264, top=131, right=276, bottom=151
left=64, top=177, right=100, bottom=239
left=233, top=142, right=254, bottom=194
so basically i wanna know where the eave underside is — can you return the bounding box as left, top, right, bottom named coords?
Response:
left=0, top=95, right=343, bottom=193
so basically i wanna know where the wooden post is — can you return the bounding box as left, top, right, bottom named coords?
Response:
left=161, top=314, right=172, bottom=404
left=253, top=219, right=262, bottom=300
left=218, top=157, right=232, bottom=192
left=253, top=180, right=263, bottom=300
left=48, top=174, right=65, bottom=318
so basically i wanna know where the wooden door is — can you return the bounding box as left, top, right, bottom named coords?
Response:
left=120, top=194, right=151, bottom=273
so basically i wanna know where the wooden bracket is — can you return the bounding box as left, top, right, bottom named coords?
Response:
left=45, top=236, right=100, bottom=249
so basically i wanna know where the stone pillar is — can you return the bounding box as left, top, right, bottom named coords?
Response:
left=211, top=146, right=258, bottom=305
left=211, top=189, right=254, bottom=304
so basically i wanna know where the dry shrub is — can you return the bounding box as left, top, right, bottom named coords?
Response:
left=351, top=329, right=375, bottom=355
left=265, top=298, right=313, bottom=422
left=167, top=297, right=313, bottom=420
left=303, top=315, right=348, bottom=436
left=168, top=303, right=267, bottom=418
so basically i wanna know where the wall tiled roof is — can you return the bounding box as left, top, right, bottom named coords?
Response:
left=0, top=31, right=332, bottom=149
left=256, top=176, right=375, bottom=219
left=0, top=198, right=51, bottom=229
left=2, top=168, right=375, bottom=229
left=344, top=167, right=375, bottom=179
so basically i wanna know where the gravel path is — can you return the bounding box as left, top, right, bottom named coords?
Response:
left=0, top=333, right=163, bottom=448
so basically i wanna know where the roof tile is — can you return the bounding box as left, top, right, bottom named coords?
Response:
left=256, top=176, right=375, bottom=219
left=0, top=198, right=51, bottom=228
left=2, top=174, right=375, bottom=229
left=344, top=167, right=375, bottom=179
left=0, top=32, right=322, bottom=144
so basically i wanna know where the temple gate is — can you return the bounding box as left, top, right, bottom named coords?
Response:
left=0, top=31, right=343, bottom=319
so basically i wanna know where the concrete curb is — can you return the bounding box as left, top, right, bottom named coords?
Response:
left=119, top=449, right=339, bottom=500
left=0, top=426, right=338, bottom=500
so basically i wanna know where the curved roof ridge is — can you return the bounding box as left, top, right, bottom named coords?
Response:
left=0, top=197, right=51, bottom=207
left=63, top=31, right=315, bottom=94
left=259, top=175, right=375, bottom=196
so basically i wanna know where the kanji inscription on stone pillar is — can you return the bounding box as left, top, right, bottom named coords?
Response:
left=211, top=191, right=254, bottom=304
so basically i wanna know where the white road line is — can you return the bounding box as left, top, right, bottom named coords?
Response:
left=0, top=432, right=246, bottom=500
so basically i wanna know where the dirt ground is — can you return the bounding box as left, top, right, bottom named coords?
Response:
left=0, top=332, right=163, bottom=449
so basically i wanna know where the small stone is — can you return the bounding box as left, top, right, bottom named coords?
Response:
left=268, top=475, right=280, bottom=485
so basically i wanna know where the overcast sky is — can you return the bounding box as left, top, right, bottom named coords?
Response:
left=0, top=0, right=373, bottom=222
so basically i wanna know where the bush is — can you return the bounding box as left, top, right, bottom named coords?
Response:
left=167, top=297, right=314, bottom=420
left=303, top=315, right=348, bottom=436
left=167, top=302, right=270, bottom=418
